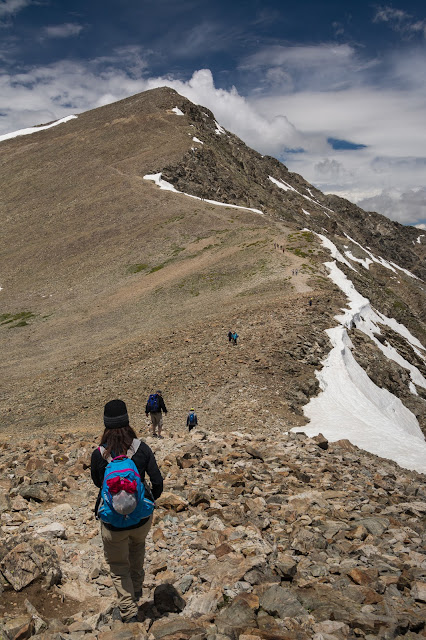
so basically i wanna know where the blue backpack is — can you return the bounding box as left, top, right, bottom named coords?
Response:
left=147, top=394, right=160, bottom=413
left=188, top=412, right=197, bottom=426
left=98, top=439, right=155, bottom=528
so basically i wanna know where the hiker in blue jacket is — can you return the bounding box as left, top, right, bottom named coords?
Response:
left=186, top=408, right=198, bottom=432
left=91, top=399, right=163, bottom=623
left=145, top=390, right=167, bottom=438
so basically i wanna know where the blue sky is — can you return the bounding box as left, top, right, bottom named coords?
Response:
left=1, top=0, right=426, bottom=227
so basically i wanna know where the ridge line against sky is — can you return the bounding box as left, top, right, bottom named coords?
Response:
left=0, top=0, right=425, bottom=227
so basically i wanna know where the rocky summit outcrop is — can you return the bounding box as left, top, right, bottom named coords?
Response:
left=0, top=428, right=425, bottom=639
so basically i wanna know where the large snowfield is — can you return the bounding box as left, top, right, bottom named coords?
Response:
left=293, top=233, right=426, bottom=474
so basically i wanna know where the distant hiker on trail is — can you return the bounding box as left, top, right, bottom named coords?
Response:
left=187, top=408, right=198, bottom=432
left=232, top=331, right=238, bottom=345
left=145, top=390, right=167, bottom=438
left=91, top=399, right=163, bottom=623
left=309, top=297, right=313, bottom=307
left=228, top=330, right=233, bottom=342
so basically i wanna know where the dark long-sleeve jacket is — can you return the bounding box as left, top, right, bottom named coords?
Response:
left=91, top=440, right=163, bottom=530
left=145, top=394, right=167, bottom=415
left=186, top=412, right=198, bottom=427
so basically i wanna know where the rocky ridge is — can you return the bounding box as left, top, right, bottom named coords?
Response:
left=1, top=427, right=425, bottom=640
left=158, top=90, right=425, bottom=283
left=1, top=86, right=424, bottom=440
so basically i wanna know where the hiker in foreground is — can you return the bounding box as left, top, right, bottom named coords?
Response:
left=186, top=407, right=198, bottom=432
left=91, top=399, right=163, bottom=623
left=145, top=390, right=167, bottom=438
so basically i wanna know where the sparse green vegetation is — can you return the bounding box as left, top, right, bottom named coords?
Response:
left=1, top=311, right=36, bottom=328
left=393, top=300, right=408, bottom=311
left=163, top=214, right=185, bottom=225
left=194, top=244, right=218, bottom=255
left=149, top=263, right=165, bottom=273
left=288, top=248, right=308, bottom=258
left=301, top=263, right=317, bottom=273
left=127, top=263, right=148, bottom=274
left=243, top=239, right=269, bottom=248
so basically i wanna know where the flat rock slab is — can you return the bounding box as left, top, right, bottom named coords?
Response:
left=0, top=543, right=43, bottom=591
left=150, top=616, right=204, bottom=640
left=260, top=584, right=306, bottom=619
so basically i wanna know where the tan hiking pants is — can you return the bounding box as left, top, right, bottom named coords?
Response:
left=150, top=411, right=163, bottom=434
left=101, top=516, right=152, bottom=621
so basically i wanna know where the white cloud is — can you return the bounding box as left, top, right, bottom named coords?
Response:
left=358, top=187, right=426, bottom=225
left=315, top=158, right=349, bottom=181
left=240, top=44, right=379, bottom=93
left=1, top=42, right=425, bottom=226
left=373, top=6, right=426, bottom=38
left=43, top=23, right=84, bottom=38
left=0, top=0, right=31, bottom=18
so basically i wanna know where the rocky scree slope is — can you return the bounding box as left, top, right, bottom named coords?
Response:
left=0, top=428, right=425, bottom=640
left=157, top=90, right=425, bottom=283
left=146, top=89, right=426, bottom=363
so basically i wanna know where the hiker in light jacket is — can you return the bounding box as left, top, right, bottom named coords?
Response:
left=91, top=399, right=163, bottom=623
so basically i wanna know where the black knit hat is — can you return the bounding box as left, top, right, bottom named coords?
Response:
left=103, top=399, right=129, bottom=429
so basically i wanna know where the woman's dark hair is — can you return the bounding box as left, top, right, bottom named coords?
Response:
left=100, top=425, right=138, bottom=459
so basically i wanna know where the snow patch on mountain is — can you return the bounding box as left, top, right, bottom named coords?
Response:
left=214, top=121, right=226, bottom=135
left=143, top=172, right=263, bottom=215
left=316, top=233, right=355, bottom=271
left=344, top=250, right=373, bottom=269
left=269, top=176, right=296, bottom=192
left=171, top=106, right=184, bottom=116
left=269, top=175, right=333, bottom=217
left=0, top=115, right=77, bottom=143
left=344, top=234, right=419, bottom=279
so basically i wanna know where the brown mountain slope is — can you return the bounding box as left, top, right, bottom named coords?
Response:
left=0, top=87, right=425, bottom=441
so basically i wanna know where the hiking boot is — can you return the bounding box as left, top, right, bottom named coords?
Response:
left=124, top=615, right=138, bottom=623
